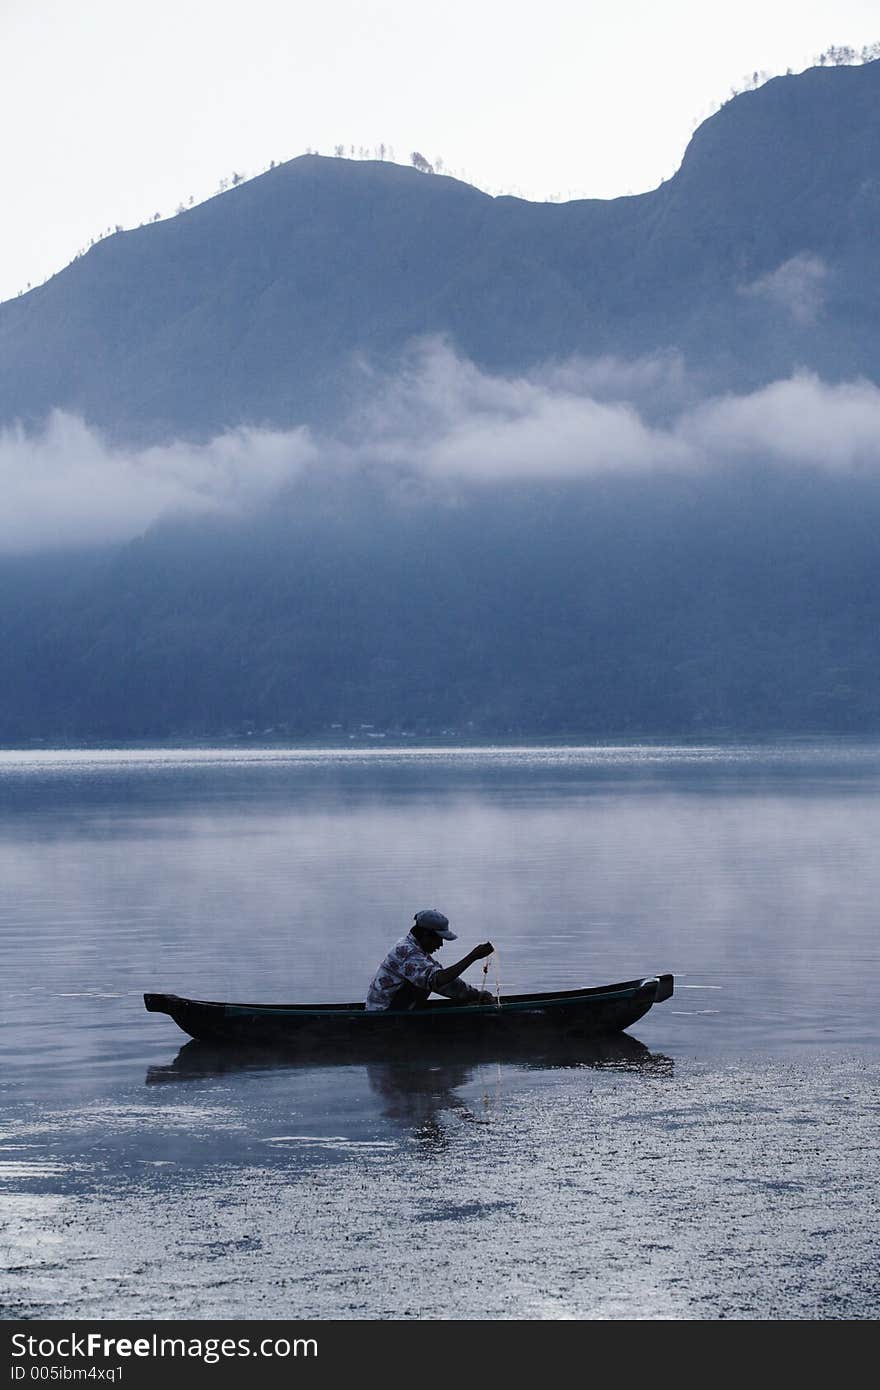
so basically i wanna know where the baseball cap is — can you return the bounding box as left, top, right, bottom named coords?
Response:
left=413, top=908, right=457, bottom=940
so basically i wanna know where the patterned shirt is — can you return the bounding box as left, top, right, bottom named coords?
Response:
left=366, top=932, right=488, bottom=1012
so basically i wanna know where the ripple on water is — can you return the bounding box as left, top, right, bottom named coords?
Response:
left=0, top=1054, right=877, bottom=1320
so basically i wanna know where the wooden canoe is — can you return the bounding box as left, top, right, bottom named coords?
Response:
left=144, top=974, right=673, bottom=1048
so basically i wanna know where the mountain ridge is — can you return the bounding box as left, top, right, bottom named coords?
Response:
left=2, top=60, right=879, bottom=441
left=3, top=62, right=880, bottom=740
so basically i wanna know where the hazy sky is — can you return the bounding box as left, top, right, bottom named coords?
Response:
left=1, top=0, right=877, bottom=303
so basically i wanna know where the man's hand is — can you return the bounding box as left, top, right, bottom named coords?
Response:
left=432, top=941, right=495, bottom=989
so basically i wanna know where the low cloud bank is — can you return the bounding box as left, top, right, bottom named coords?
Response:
left=740, top=253, right=829, bottom=326
left=4, top=341, right=880, bottom=551
left=0, top=412, right=315, bottom=551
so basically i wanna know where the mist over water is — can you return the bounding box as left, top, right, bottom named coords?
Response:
left=3, top=740, right=880, bottom=1072
left=2, top=742, right=878, bottom=1318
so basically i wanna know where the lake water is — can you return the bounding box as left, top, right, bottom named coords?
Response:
left=2, top=743, right=879, bottom=1319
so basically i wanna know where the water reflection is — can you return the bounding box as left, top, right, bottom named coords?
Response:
left=368, top=1036, right=672, bottom=1144
left=365, top=1061, right=477, bottom=1149
left=145, top=1034, right=673, bottom=1145
left=147, top=1031, right=670, bottom=1082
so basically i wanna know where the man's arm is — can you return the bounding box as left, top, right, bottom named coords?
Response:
left=434, top=978, right=494, bottom=1005
left=430, top=941, right=493, bottom=989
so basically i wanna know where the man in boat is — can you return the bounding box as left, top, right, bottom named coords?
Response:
left=366, top=909, right=495, bottom=1012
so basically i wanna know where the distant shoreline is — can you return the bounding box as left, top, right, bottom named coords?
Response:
left=3, top=731, right=880, bottom=754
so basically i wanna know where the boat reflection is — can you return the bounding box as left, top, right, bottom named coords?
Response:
left=146, top=1031, right=672, bottom=1086
left=365, top=1060, right=477, bottom=1148
left=146, top=1033, right=672, bottom=1147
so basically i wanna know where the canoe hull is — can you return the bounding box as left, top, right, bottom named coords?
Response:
left=144, top=975, right=673, bottom=1050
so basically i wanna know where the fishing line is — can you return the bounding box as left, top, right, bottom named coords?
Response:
left=482, top=948, right=502, bottom=1008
